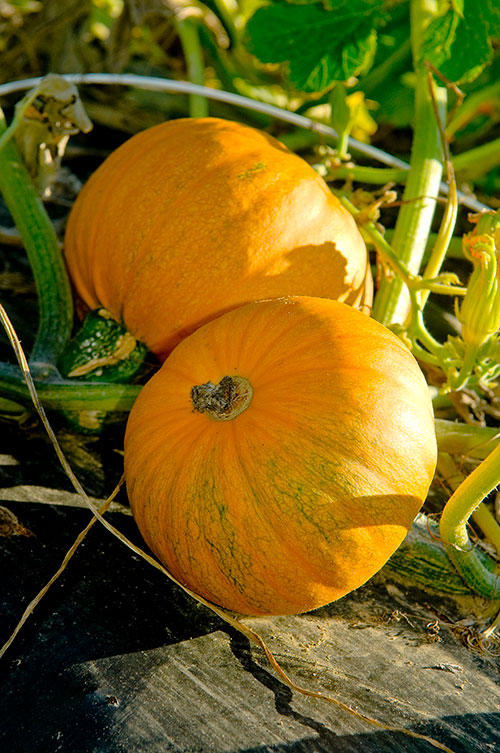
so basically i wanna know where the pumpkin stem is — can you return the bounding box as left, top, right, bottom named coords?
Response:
left=191, top=375, right=253, bottom=421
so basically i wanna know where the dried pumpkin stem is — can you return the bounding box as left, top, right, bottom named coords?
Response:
left=191, top=375, right=253, bottom=421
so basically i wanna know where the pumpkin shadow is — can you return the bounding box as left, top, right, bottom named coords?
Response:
left=228, top=630, right=343, bottom=746
left=241, top=241, right=354, bottom=301
left=228, top=632, right=499, bottom=753
left=154, top=239, right=358, bottom=358
left=233, top=714, right=499, bottom=753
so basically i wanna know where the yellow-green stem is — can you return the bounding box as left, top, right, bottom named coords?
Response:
left=212, top=0, right=241, bottom=42
left=326, top=141, right=500, bottom=192
left=473, top=504, right=500, bottom=558
left=439, top=444, right=500, bottom=597
left=174, top=16, right=209, bottom=118
left=327, top=164, right=409, bottom=184
left=438, top=453, right=500, bottom=557
left=419, top=69, right=459, bottom=309
left=341, top=196, right=464, bottom=299
left=372, top=0, right=446, bottom=326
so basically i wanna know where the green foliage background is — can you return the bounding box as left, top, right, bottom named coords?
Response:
left=1, top=0, right=499, bottom=198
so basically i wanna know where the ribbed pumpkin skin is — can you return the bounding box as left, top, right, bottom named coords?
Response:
left=124, top=296, right=437, bottom=616
left=64, top=117, right=372, bottom=360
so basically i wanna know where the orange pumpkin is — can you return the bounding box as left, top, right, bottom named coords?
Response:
left=124, top=296, right=437, bottom=616
left=64, top=117, right=372, bottom=360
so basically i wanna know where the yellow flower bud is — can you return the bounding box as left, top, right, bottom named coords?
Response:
left=457, top=212, right=500, bottom=349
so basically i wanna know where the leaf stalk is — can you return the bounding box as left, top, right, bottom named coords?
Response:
left=439, top=448, right=500, bottom=598
left=0, top=108, right=73, bottom=369
left=372, top=0, right=447, bottom=325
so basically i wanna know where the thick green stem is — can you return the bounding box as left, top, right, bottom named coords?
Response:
left=0, top=110, right=73, bottom=370
left=373, top=75, right=446, bottom=324
left=340, top=197, right=464, bottom=301
left=328, top=138, right=500, bottom=189
left=384, top=514, right=472, bottom=596
left=328, top=164, right=410, bottom=185
left=419, top=83, right=459, bottom=311
left=174, top=17, right=209, bottom=118
left=0, top=362, right=140, bottom=412
left=438, top=453, right=500, bottom=556
left=439, top=443, right=500, bottom=598
left=473, top=503, right=500, bottom=557
left=372, top=0, right=446, bottom=326
left=329, top=84, right=351, bottom=160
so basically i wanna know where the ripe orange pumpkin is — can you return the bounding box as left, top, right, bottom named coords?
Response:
left=124, top=296, right=437, bottom=616
left=64, top=117, right=372, bottom=360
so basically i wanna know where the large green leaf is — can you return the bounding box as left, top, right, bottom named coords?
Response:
left=246, top=0, right=385, bottom=92
left=421, top=0, right=500, bottom=83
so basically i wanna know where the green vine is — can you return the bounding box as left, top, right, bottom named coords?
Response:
left=0, top=107, right=73, bottom=371
left=174, top=16, right=210, bottom=118
left=0, top=77, right=146, bottom=425
left=439, top=445, right=500, bottom=599
left=372, top=73, right=446, bottom=323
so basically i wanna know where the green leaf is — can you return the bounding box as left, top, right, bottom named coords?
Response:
left=246, top=0, right=384, bottom=92
left=420, top=9, right=460, bottom=70
left=421, top=0, right=500, bottom=84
